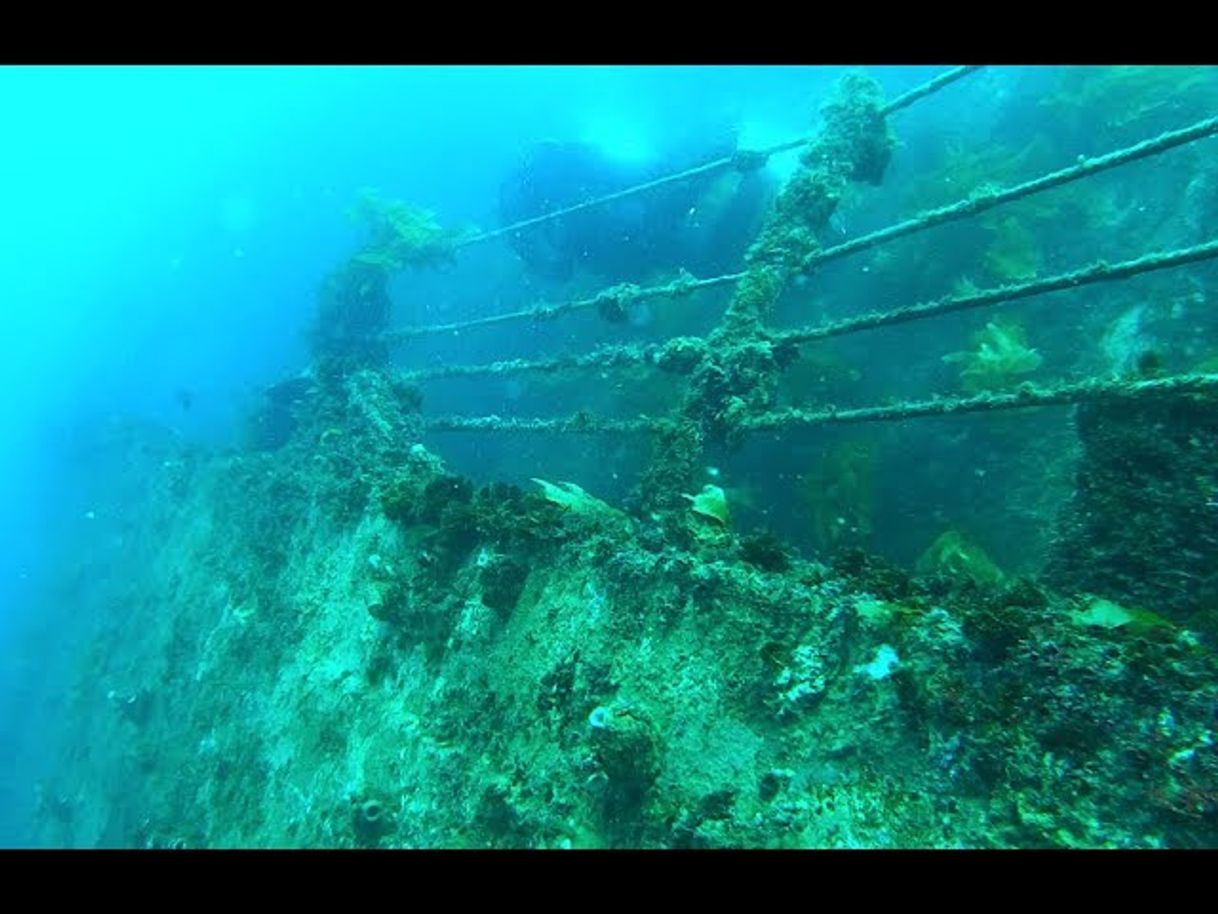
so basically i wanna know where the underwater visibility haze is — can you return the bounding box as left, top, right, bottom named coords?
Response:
left=3, top=64, right=1218, bottom=848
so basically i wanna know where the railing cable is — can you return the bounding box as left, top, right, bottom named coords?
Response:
left=453, top=66, right=985, bottom=251
left=422, top=373, right=1218, bottom=435
left=400, top=239, right=1218, bottom=384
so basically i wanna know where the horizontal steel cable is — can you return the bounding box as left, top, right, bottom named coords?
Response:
left=400, top=239, right=1218, bottom=383
left=776, top=238, right=1218, bottom=346
left=422, top=373, right=1218, bottom=435
left=800, top=113, right=1218, bottom=272
left=454, top=66, right=985, bottom=252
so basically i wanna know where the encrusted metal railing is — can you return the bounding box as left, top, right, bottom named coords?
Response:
left=313, top=67, right=1218, bottom=503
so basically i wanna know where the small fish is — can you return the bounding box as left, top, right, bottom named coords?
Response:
left=174, top=388, right=194, bottom=411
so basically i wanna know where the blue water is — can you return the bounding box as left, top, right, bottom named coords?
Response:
left=0, top=64, right=943, bottom=598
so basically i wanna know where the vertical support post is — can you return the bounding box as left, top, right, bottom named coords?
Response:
left=640, top=73, right=897, bottom=511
